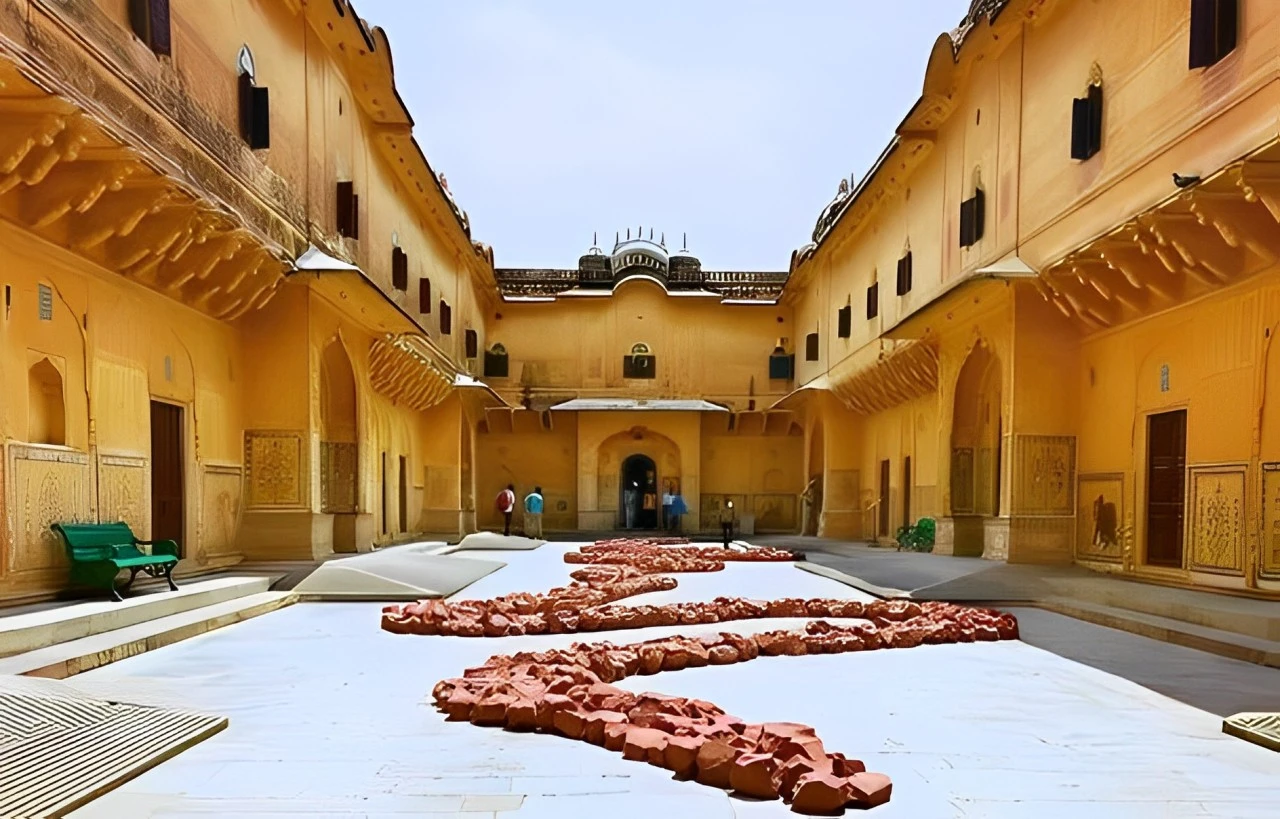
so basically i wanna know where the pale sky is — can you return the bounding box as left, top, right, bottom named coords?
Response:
left=357, top=1, right=972, bottom=270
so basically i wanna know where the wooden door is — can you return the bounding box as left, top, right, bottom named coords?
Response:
left=878, top=459, right=891, bottom=537
left=902, top=457, right=912, bottom=528
left=398, top=455, right=408, bottom=533
left=380, top=452, right=388, bottom=534
left=149, top=401, right=184, bottom=554
left=1146, top=410, right=1187, bottom=567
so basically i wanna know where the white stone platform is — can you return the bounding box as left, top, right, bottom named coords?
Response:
left=61, top=544, right=1280, bottom=818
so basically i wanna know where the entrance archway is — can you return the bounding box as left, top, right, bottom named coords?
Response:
left=620, top=454, right=658, bottom=530
left=321, top=338, right=360, bottom=551
left=949, top=342, right=1002, bottom=555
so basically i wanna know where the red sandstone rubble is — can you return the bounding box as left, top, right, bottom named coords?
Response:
left=563, top=539, right=801, bottom=573
left=405, top=538, right=1018, bottom=813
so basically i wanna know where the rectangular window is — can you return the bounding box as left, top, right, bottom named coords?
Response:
left=866, top=281, right=879, bottom=320
left=128, top=0, right=171, bottom=56
left=1070, top=83, right=1103, bottom=161
left=439, top=301, right=452, bottom=335
left=768, top=352, right=794, bottom=380
left=805, top=332, right=819, bottom=362
left=484, top=348, right=509, bottom=378
left=959, top=189, right=985, bottom=248
left=464, top=329, right=478, bottom=359
left=238, top=74, right=270, bottom=149
left=1189, top=0, right=1237, bottom=69
left=336, top=181, right=359, bottom=239
left=895, top=251, right=913, bottom=296
left=418, top=277, right=431, bottom=313
left=391, top=247, right=408, bottom=291
left=837, top=304, right=852, bottom=339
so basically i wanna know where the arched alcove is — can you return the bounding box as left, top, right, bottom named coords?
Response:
left=804, top=421, right=825, bottom=536
left=950, top=342, right=1003, bottom=526
left=320, top=338, right=360, bottom=551
left=596, top=427, right=680, bottom=530
left=28, top=358, right=66, bottom=446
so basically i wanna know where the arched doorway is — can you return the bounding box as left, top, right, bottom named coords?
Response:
left=620, top=454, right=658, bottom=530
left=321, top=338, right=360, bottom=551
left=949, top=342, right=1002, bottom=555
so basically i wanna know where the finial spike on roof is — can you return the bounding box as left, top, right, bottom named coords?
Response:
left=627, top=228, right=631, bottom=240
left=682, top=232, right=688, bottom=250
left=593, top=231, right=598, bottom=246
left=661, top=231, right=665, bottom=245
left=616, top=231, right=620, bottom=245
left=649, top=227, right=653, bottom=240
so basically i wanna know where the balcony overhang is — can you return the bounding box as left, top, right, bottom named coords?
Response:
left=769, top=375, right=831, bottom=411
left=368, top=332, right=459, bottom=412
left=288, top=245, right=424, bottom=337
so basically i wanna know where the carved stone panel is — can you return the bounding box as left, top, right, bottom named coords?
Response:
left=244, top=431, right=307, bottom=509
left=1188, top=464, right=1246, bottom=576
left=951, top=448, right=975, bottom=514
left=976, top=446, right=994, bottom=515
left=1076, top=473, right=1124, bottom=563
left=752, top=494, right=798, bottom=532
left=6, top=444, right=92, bottom=574
left=320, top=442, right=358, bottom=514
left=201, top=464, right=243, bottom=561
left=1262, top=464, right=1280, bottom=578
left=98, top=454, right=149, bottom=539
left=1013, top=435, right=1076, bottom=516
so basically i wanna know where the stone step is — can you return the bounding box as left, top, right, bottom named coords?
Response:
left=1058, top=579, right=1280, bottom=641
left=0, top=591, right=296, bottom=679
left=0, top=576, right=271, bottom=659
left=1039, top=597, right=1280, bottom=668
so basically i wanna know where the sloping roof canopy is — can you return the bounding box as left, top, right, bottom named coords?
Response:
left=549, top=398, right=729, bottom=412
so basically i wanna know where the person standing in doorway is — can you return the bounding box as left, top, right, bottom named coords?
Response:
left=661, top=485, right=674, bottom=532
left=623, top=482, right=639, bottom=529
left=496, top=484, right=516, bottom=536
left=670, top=491, right=688, bottom=534
left=719, top=497, right=736, bottom=549
left=524, top=485, right=544, bottom=539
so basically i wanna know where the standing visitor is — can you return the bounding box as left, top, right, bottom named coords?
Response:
left=524, top=485, right=544, bottom=539
left=624, top=482, right=639, bottom=529
left=495, top=484, right=516, bottom=537
left=670, top=491, right=688, bottom=534
left=661, top=486, right=674, bottom=532
left=719, top=497, right=736, bottom=548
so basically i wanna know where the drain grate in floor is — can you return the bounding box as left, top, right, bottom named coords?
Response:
left=0, top=676, right=226, bottom=818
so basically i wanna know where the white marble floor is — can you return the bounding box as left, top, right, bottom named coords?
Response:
left=65, top=544, right=1280, bottom=818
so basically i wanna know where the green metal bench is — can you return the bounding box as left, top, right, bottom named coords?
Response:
left=51, top=522, right=180, bottom=601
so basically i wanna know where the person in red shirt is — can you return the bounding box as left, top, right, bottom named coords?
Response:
left=495, top=484, right=516, bottom=536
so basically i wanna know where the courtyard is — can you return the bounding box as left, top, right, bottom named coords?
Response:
left=51, top=541, right=1280, bottom=819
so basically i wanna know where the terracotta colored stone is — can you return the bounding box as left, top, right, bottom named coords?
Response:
left=846, top=772, right=893, bottom=808
left=790, top=770, right=851, bottom=815
left=443, top=688, right=478, bottom=721
left=774, top=754, right=826, bottom=801
left=583, top=710, right=627, bottom=745
left=603, top=721, right=631, bottom=752
left=638, top=646, right=665, bottom=675
left=730, top=752, right=781, bottom=800
left=503, top=699, right=538, bottom=732
left=708, top=645, right=740, bottom=665
left=621, top=726, right=669, bottom=763
left=826, top=753, right=865, bottom=777
left=551, top=707, right=587, bottom=739
left=470, top=692, right=514, bottom=726
left=663, top=734, right=704, bottom=778
left=695, top=739, right=740, bottom=788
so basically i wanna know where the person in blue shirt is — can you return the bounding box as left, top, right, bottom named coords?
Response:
left=523, top=486, right=544, bottom=539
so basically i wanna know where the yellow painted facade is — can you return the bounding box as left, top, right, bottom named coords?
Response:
left=2, top=0, right=1278, bottom=603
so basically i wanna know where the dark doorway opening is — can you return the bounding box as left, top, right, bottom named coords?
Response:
left=380, top=452, right=388, bottom=535
left=398, top=455, right=408, bottom=533
left=149, top=401, right=185, bottom=555
left=620, top=454, right=658, bottom=530
left=902, top=456, right=912, bottom=528
left=1146, top=409, right=1187, bottom=567
left=878, top=459, right=891, bottom=537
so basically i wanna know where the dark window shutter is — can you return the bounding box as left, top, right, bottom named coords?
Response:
left=351, top=194, right=360, bottom=240
left=128, top=0, right=148, bottom=42
left=866, top=281, right=879, bottom=319
left=1190, top=0, right=1237, bottom=69
left=249, top=86, right=270, bottom=149
left=440, top=301, right=451, bottom=335
left=465, top=329, right=478, bottom=359
left=484, top=348, right=509, bottom=378
left=418, top=278, right=431, bottom=313
left=337, top=181, right=354, bottom=237
left=391, top=248, right=407, bottom=290
left=623, top=355, right=656, bottom=379
left=1071, top=84, right=1103, bottom=161
left=960, top=190, right=986, bottom=247
left=769, top=351, right=794, bottom=380
left=837, top=305, right=852, bottom=339
left=238, top=74, right=254, bottom=144
left=896, top=252, right=913, bottom=296
left=148, top=0, right=171, bottom=56
left=805, top=332, right=819, bottom=362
